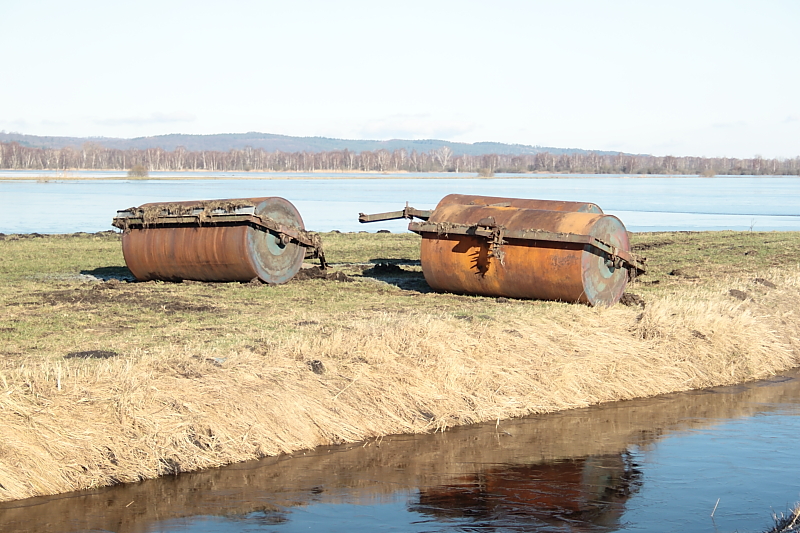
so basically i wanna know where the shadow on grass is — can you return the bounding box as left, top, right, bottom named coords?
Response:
left=367, top=258, right=421, bottom=266
left=81, top=266, right=136, bottom=282
left=361, top=261, right=432, bottom=293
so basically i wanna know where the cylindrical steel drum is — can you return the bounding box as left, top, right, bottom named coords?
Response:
left=419, top=199, right=631, bottom=306
left=120, top=197, right=306, bottom=284
left=436, top=193, right=603, bottom=214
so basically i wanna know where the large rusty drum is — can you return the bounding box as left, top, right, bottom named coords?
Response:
left=113, top=197, right=324, bottom=284
left=359, top=194, right=642, bottom=306
left=420, top=201, right=630, bottom=306
left=435, top=193, right=604, bottom=214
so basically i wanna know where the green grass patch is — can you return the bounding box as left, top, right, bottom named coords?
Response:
left=628, top=231, right=800, bottom=295
left=1, top=230, right=799, bottom=363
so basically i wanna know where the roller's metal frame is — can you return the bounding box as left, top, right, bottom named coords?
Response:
left=359, top=205, right=646, bottom=276
left=114, top=206, right=328, bottom=268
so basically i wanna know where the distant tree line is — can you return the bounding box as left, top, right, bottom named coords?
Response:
left=1, top=141, right=798, bottom=175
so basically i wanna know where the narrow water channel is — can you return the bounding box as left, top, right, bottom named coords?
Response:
left=1, top=371, right=798, bottom=533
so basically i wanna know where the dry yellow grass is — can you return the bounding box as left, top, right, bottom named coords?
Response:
left=1, top=259, right=799, bottom=502
left=2, top=366, right=798, bottom=532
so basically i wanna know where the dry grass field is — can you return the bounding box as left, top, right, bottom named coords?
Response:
left=1, top=230, right=799, bottom=501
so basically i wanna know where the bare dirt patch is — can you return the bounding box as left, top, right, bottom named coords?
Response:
left=293, top=267, right=354, bottom=282
left=631, top=240, right=674, bottom=252
left=65, top=350, right=121, bottom=359
left=729, top=289, right=750, bottom=301
left=754, top=278, right=778, bottom=289
left=37, top=282, right=219, bottom=314
left=620, top=293, right=646, bottom=308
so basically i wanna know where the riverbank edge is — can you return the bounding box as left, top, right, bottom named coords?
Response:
left=1, top=235, right=800, bottom=503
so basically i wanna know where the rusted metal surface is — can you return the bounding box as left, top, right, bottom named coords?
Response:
left=435, top=193, right=604, bottom=214
left=357, top=195, right=601, bottom=224
left=358, top=205, right=432, bottom=223
left=420, top=203, right=633, bottom=306
left=112, top=197, right=325, bottom=284
left=408, top=221, right=642, bottom=271
left=360, top=194, right=642, bottom=306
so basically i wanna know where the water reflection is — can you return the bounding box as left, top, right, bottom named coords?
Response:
left=413, top=455, right=641, bottom=531
left=1, top=372, right=798, bottom=532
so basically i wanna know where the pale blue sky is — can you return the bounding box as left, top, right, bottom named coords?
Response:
left=1, top=0, right=798, bottom=158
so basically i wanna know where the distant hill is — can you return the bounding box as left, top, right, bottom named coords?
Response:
left=0, top=131, right=624, bottom=156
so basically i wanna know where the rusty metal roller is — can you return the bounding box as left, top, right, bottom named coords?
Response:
left=359, top=195, right=644, bottom=306
left=112, top=197, right=326, bottom=284
left=435, top=193, right=604, bottom=214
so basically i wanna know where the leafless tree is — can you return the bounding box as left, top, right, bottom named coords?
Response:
left=433, top=146, right=453, bottom=170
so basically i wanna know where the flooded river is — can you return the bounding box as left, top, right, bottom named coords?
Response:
left=1, top=175, right=799, bottom=233
left=1, top=371, right=799, bottom=533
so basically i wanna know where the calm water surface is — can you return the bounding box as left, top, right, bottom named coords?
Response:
left=0, top=175, right=799, bottom=233
left=1, top=372, right=798, bottom=533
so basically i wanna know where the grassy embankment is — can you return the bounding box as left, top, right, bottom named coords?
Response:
left=1, top=230, right=799, bottom=502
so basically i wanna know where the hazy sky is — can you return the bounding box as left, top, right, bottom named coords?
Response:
left=1, top=0, right=798, bottom=158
